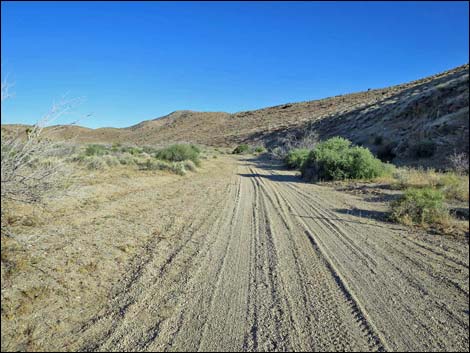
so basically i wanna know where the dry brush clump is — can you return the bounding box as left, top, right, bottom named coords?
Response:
left=272, top=130, right=319, bottom=160
left=1, top=119, right=78, bottom=236
left=448, top=152, right=469, bottom=175
left=0, top=81, right=81, bottom=236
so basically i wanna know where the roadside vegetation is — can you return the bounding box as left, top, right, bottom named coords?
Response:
left=281, top=136, right=469, bottom=234
left=71, top=142, right=202, bottom=174
left=232, top=144, right=266, bottom=155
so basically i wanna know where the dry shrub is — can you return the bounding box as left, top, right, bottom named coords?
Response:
left=448, top=152, right=469, bottom=175
left=389, top=167, right=469, bottom=202
left=272, top=130, right=319, bottom=160
left=1, top=84, right=78, bottom=236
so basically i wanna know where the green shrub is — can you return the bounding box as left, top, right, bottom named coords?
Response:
left=154, top=144, right=200, bottom=165
left=390, top=187, right=448, bottom=225
left=411, top=140, right=436, bottom=158
left=232, top=144, right=250, bottom=154
left=301, top=137, right=385, bottom=181
left=285, top=148, right=309, bottom=169
left=254, top=146, right=266, bottom=154
left=85, top=144, right=108, bottom=156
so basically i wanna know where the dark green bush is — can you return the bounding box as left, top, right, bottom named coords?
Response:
left=232, top=144, right=250, bottom=154
left=154, top=144, right=200, bottom=165
left=301, top=137, right=386, bottom=181
left=285, top=148, right=309, bottom=169
left=390, top=187, right=448, bottom=225
left=254, top=146, right=266, bottom=153
left=412, top=140, right=436, bottom=158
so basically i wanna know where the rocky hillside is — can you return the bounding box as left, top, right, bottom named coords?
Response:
left=3, top=64, right=468, bottom=169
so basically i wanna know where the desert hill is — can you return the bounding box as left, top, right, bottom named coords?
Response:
left=2, top=64, right=468, bottom=169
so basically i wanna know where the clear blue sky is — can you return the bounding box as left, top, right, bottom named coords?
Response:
left=1, top=1, right=469, bottom=128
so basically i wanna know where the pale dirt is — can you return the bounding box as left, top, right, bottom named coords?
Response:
left=2, top=155, right=469, bottom=351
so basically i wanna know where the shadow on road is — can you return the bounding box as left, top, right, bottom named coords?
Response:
left=237, top=154, right=305, bottom=183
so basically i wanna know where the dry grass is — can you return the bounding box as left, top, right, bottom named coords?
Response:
left=376, top=167, right=469, bottom=202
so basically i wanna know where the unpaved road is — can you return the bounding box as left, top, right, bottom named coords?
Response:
left=3, top=156, right=468, bottom=351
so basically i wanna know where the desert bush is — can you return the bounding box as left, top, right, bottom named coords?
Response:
left=254, top=146, right=266, bottom=154
left=45, top=142, right=78, bottom=158
left=171, top=162, right=187, bottom=176
left=138, top=159, right=169, bottom=171
left=285, top=148, right=309, bottom=169
left=102, top=155, right=120, bottom=167
left=1, top=82, right=81, bottom=239
left=118, top=152, right=137, bottom=165
left=437, top=173, right=469, bottom=202
left=411, top=139, right=436, bottom=158
left=448, top=152, right=469, bottom=175
left=387, top=167, right=469, bottom=201
left=272, top=130, right=318, bottom=160
left=301, top=137, right=385, bottom=181
left=142, top=145, right=158, bottom=155
left=85, top=156, right=107, bottom=170
left=85, top=144, right=109, bottom=156
left=391, top=167, right=441, bottom=189
left=137, top=159, right=187, bottom=175
left=232, top=144, right=250, bottom=154
left=120, top=146, right=143, bottom=155
left=390, top=187, right=448, bottom=226
left=1, top=128, right=71, bottom=208
left=155, top=144, right=200, bottom=165
left=183, top=160, right=197, bottom=172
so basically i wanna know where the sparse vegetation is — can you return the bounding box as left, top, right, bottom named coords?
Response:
left=301, top=137, right=386, bottom=181
left=378, top=167, right=469, bottom=202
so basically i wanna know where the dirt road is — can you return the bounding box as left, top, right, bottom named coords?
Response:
left=62, top=156, right=466, bottom=352
left=3, top=155, right=468, bottom=351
